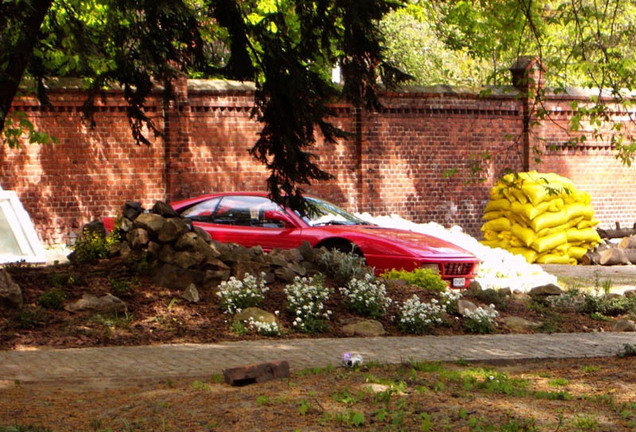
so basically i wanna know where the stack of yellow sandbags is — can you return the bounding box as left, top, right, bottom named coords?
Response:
left=480, top=171, right=602, bottom=264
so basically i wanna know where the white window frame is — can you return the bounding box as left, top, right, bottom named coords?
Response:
left=0, top=190, right=46, bottom=264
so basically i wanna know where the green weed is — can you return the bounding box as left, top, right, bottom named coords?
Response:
left=37, top=289, right=66, bottom=310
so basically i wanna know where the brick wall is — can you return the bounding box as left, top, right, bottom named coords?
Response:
left=2, top=80, right=635, bottom=245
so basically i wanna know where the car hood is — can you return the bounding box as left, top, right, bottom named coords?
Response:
left=321, top=225, right=477, bottom=259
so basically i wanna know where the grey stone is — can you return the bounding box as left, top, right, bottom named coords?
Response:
left=297, top=241, right=317, bottom=261
left=119, top=217, right=133, bottom=232
left=341, top=319, right=385, bottom=337
left=0, top=270, right=23, bottom=309
left=502, top=316, right=542, bottom=332
left=232, top=261, right=265, bottom=279
left=122, top=201, right=144, bottom=220
left=192, top=226, right=212, bottom=243
left=457, top=299, right=478, bottom=315
left=158, top=218, right=190, bottom=243
left=153, top=264, right=198, bottom=290
left=274, top=264, right=299, bottom=283
left=158, top=244, right=177, bottom=263
left=173, top=251, right=205, bottom=269
left=235, top=307, right=277, bottom=325
left=181, top=284, right=201, bottom=303
left=65, top=293, right=126, bottom=314
left=613, top=319, right=636, bottom=332
left=223, top=360, right=290, bottom=386
left=134, top=213, right=166, bottom=235
left=151, top=201, right=179, bottom=218
left=127, top=228, right=149, bottom=249
left=529, top=284, right=563, bottom=297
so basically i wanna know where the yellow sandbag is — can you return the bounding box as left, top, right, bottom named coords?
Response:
left=548, top=198, right=565, bottom=212
left=566, top=227, right=601, bottom=244
left=481, top=217, right=511, bottom=232
left=522, top=182, right=552, bottom=206
left=578, top=191, right=591, bottom=205
left=483, top=230, right=499, bottom=241
left=577, top=218, right=599, bottom=229
left=510, top=201, right=551, bottom=221
left=510, top=188, right=529, bottom=204
left=506, top=211, right=529, bottom=227
left=509, top=247, right=538, bottom=263
left=536, top=254, right=574, bottom=264
left=530, top=210, right=569, bottom=232
left=568, top=246, right=589, bottom=259
left=483, top=210, right=504, bottom=221
left=535, top=223, right=566, bottom=239
left=509, top=237, right=524, bottom=247
left=484, top=199, right=511, bottom=213
left=489, top=185, right=508, bottom=200
left=511, top=223, right=537, bottom=247
left=565, top=203, right=595, bottom=220
left=498, top=230, right=512, bottom=240
left=531, top=231, right=568, bottom=253
left=480, top=239, right=509, bottom=249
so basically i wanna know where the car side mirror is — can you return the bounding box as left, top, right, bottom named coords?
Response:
left=263, top=210, right=296, bottom=228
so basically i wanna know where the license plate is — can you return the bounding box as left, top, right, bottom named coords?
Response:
left=452, top=278, right=466, bottom=288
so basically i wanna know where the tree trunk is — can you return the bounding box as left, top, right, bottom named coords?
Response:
left=597, top=222, right=636, bottom=239
left=0, top=0, right=53, bottom=133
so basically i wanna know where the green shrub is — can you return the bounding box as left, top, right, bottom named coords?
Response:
left=381, top=268, right=447, bottom=293
left=37, top=289, right=66, bottom=310
left=319, top=249, right=372, bottom=285
left=71, top=224, right=121, bottom=264
left=468, top=287, right=509, bottom=311
left=580, top=294, right=635, bottom=317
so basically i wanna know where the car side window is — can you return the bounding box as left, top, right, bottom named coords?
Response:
left=212, top=196, right=287, bottom=228
left=180, top=197, right=221, bottom=221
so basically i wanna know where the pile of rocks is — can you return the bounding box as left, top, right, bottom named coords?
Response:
left=106, top=201, right=325, bottom=297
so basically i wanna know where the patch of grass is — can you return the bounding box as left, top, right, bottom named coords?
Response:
left=548, top=377, right=569, bottom=387
left=572, top=415, right=599, bottom=430
left=533, top=390, right=572, bottom=400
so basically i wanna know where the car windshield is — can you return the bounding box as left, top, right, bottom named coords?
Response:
left=302, top=197, right=370, bottom=227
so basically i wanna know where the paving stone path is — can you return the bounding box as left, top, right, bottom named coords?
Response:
left=0, top=332, right=634, bottom=388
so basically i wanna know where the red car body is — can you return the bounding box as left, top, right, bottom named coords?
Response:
left=167, top=192, right=479, bottom=288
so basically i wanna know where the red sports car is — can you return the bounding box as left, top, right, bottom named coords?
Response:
left=169, top=192, right=479, bottom=288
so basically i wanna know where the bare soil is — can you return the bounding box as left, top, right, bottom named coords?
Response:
left=1, top=356, right=634, bottom=431
left=0, top=259, right=628, bottom=350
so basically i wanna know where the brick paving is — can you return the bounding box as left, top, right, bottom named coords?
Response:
left=0, top=332, right=634, bottom=388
